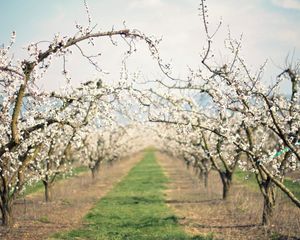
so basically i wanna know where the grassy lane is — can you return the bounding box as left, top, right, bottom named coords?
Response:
left=52, top=151, right=208, bottom=240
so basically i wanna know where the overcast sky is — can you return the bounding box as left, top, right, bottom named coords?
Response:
left=1, top=0, right=300, bottom=91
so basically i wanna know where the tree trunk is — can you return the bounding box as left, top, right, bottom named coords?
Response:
left=43, top=180, right=52, bottom=202
left=198, top=168, right=203, bottom=181
left=220, top=171, right=232, bottom=200
left=91, top=167, right=98, bottom=179
left=1, top=203, right=13, bottom=226
left=222, top=180, right=230, bottom=200
left=185, top=159, right=190, bottom=169
left=0, top=188, right=13, bottom=226
left=91, top=159, right=101, bottom=179
left=261, top=179, right=276, bottom=225
left=91, top=164, right=100, bottom=179
left=204, top=171, right=209, bottom=188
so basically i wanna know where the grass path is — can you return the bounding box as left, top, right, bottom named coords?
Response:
left=0, top=154, right=142, bottom=240
left=53, top=150, right=207, bottom=240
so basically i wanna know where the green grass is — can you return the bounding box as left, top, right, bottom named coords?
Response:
left=23, top=166, right=89, bottom=196
left=23, top=180, right=45, bottom=195
left=234, top=169, right=259, bottom=191
left=234, top=169, right=300, bottom=199
left=282, top=178, right=300, bottom=200
left=52, top=151, right=210, bottom=240
left=38, top=215, right=51, bottom=223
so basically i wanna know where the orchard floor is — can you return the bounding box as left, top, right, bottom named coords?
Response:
left=0, top=153, right=143, bottom=240
left=1, top=151, right=300, bottom=240
left=157, top=153, right=300, bottom=240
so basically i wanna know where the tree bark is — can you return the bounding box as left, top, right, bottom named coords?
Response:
left=220, top=171, right=232, bottom=200
left=197, top=168, right=203, bottom=181
left=261, top=179, right=276, bottom=225
left=91, top=167, right=98, bottom=179
left=43, top=180, right=52, bottom=202
left=1, top=203, right=13, bottom=226
left=0, top=186, right=13, bottom=226
left=204, top=171, right=209, bottom=188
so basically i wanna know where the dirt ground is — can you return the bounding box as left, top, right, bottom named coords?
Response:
left=0, top=153, right=142, bottom=240
left=156, top=153, right=300, bottom=240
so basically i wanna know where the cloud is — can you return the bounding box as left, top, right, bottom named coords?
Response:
left=3, top=0, right=299, bottom=92
left=128, top=0, right=164, bottom=9
left=271, top=0, right=300, bottom=10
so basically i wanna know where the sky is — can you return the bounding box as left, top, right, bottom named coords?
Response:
left=1, top=0, right=300, bottom=91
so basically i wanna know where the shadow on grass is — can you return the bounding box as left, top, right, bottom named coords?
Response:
left=191, top=223, right=260, bottom=229
left=100, top=195, right=164, bottom=205
left=165, top=199, right=222, bottom=204
left=118, top=215, right=179, bottom=228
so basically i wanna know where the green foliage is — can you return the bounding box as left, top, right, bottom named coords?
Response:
left=53, top=151, right=210, bottom=240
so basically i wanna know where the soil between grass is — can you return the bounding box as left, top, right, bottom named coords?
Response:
left=0, top=153, right=143, bottom=240
left=157, top=153, right=300, bottom=240
left=52, top=150, right=208, bottom=240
